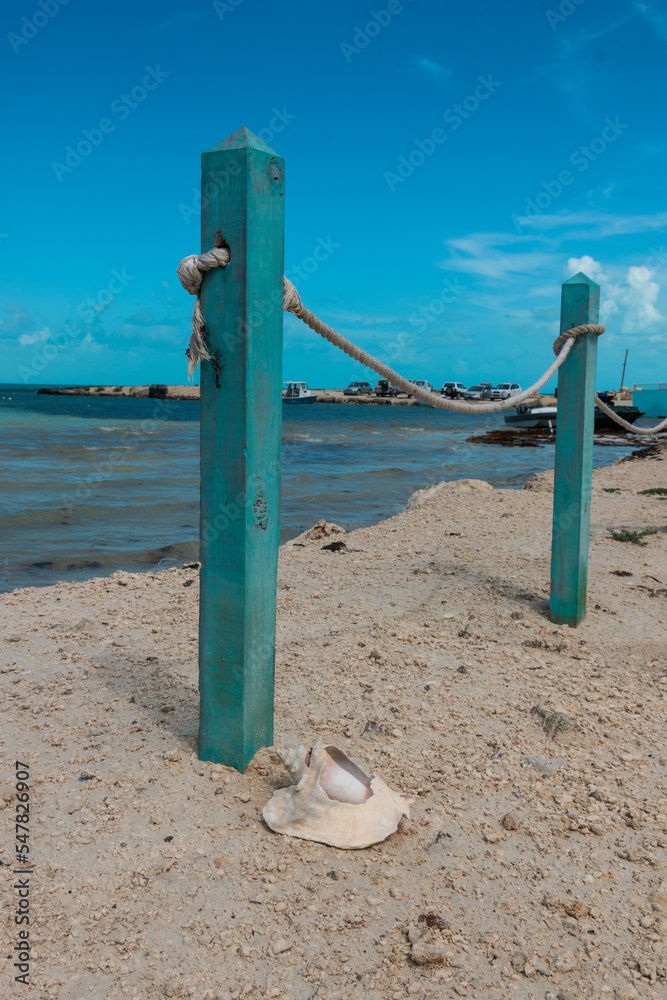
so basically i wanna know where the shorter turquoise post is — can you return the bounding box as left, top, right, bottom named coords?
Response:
left=550, top=272, right=600, bottom=626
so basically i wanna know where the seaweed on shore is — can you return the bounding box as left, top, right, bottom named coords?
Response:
left=466, top=429, right=555, bottom=447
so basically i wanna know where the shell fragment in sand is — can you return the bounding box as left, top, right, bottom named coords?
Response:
left=263, top=743, right=413, bottom=849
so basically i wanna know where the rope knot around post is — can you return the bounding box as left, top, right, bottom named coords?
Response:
left=176, top=247, right=231, bottom=378
left=282, top=277, right=304, bottom=317
left=552, top=323, right=605, bottom=356
left=178, top=254, right=307, bottom=378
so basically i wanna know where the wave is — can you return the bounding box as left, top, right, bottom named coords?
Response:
left=82, top=444, right=135, bottom=451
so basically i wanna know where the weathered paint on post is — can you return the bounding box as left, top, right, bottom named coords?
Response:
left=198, top=127, right=284, bottom=769
left=550, top=272, right=600, bottom=626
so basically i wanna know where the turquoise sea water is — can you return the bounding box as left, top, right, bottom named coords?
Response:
left=0, top=385, right=637, bottom=592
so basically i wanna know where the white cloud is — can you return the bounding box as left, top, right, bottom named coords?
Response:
left=18, top=326, right=50, bottom=347
left=601, top=298, right=619, bottom=317
left=604, top=265, right=663, bottom=334
left=439, top=231, right=557, bottom=279
left=559, top=256, right=662, bottom=334
left=516, top=209, right=667, bottom=239
left=564, top=255, right=609, bottom=284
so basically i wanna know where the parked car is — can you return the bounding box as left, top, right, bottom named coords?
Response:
left=489, top=382, right=522, bottom=400
left=343, top=381, right=373, bottom=396
left=407, top=379, right=434, bottom=396
left=440, top=381, right=466, bottom=398
left=374, top=378, right=400, bottom=397
left=463, top=383, right=493, bottom=400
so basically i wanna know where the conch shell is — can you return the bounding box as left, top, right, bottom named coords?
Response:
left=262, top=743, right=413, bottom=849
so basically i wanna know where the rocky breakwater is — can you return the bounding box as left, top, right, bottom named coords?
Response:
left=37, top=384, right=200, bottom=400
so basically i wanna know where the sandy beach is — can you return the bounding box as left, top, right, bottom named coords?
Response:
left=1, top=443, right=666, bottom=1000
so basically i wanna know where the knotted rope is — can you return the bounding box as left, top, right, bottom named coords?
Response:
left=177, top=248, right=666, bottom=433
left=176, top=247, right=230, bottom=378
left=552, top=325, right=605, bottom=355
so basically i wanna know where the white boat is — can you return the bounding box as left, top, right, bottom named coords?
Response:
left=504, top=404, right=557, bottom=429
left=282, top=381, right=318, bottom=404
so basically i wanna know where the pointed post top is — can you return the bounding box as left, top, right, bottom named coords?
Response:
left=205, top=126, right=278, bottom=155
left=564, top=271, right=599, bottom=288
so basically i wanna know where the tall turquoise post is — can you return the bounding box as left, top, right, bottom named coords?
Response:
left=198, top=127, right=284, bottom=769
left=550, top=272, right=599, bottom=626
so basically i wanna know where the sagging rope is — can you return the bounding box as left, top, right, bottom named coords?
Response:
left=593, top=395, right=667, bottom=436
left=282, top=278, right=598, bottom=414
left=177, top=248, right=666, bottom=433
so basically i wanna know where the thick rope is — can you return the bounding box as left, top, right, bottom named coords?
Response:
left=593, top=395, right=667, bottom=435
left=554, top=325, right=666, bottom=434
left=176, top=247, right=230, bottom=378
left=552, top=324, right=604, bottom=355
left=178, top=250, right=665, bottom=432
left=177, top=249, right=585, bottom=407
left=283, top=278, right=596, bottom=413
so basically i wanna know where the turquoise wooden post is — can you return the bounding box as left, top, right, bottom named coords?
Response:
left=549, top=272, right=600, bottom=626
left=198, top=127, right=284, bottom=770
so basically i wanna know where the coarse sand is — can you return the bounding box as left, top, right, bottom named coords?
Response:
left=1, top=444, right=666, bottom=1000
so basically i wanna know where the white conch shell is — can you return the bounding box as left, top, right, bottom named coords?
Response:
left=262, top=743, right=413, bottom=849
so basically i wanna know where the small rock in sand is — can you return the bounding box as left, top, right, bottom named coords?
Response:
left=511, top=949, right=527, bottom=971
left=554, top=950, right=578, bottom=973
left=531, top=704, right=581, bottom=740
left=411, top=939, right=448, bottom=965
left=502, top=812, right=520, bottom=831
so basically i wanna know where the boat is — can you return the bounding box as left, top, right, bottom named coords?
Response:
left=282, top=381, right=318, bottom=404
left=504, top=402, right=645, bottom=431
left=594, top=404, right=644, bottom=430
left=504, top=405, right=557, bottom=429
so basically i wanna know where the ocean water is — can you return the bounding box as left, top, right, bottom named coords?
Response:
left=0, top=385, right=637, bottom=592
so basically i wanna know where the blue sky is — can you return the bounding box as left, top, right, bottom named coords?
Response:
left=2, top=0, right=667, bottom=390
